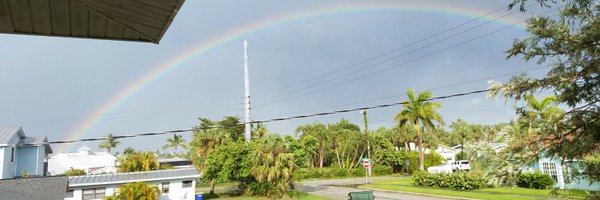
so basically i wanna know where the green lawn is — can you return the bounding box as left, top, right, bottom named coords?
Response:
left=359, top=178, right=586, bottom=200
left=201, top=193, right=331, bottom=200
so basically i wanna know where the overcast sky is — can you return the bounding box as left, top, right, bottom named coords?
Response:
left=0, top=0, right=554, bottom=153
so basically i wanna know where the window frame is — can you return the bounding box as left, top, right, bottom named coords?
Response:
left=182, top=180, right=193, bottom=188
left=162, top=182, right=170, bottom=194
left=542, top=162, right=558, bottom=182
left=82, top=187, right=106, bottom=200
left=10, top=147, right=14, bottom=162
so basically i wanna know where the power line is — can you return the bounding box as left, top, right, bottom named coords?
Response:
left=252, top=5, right=531, bottom=103
left=47, top=88, right=489, bottom=144
left=251, top=65, right=551, bottom=119
left=252, top=8, right=556, bottom=108
left=252, top=4, right=516, bottom=97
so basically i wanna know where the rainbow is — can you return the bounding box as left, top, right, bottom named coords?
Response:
left=62, top=1, right=527, bottom=150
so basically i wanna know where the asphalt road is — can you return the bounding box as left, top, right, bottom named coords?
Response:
left=299, top=177, right=453, bottom=200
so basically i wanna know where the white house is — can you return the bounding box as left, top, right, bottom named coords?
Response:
left=65, top=167, right=200, bottom=200
left=48, top=145, right=117, bottom=175
left=0, top=127, right=52, bottom=179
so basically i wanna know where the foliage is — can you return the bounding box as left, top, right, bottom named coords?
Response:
left=21, top=170, right=29, bottom=177
left=404, top=151, right=445, bottom=173
left=412, top=171, right=486, bottom=190
left=116, top=151, right=160, bottom=172
left=488, top=0, right=600, bottom=190
left=516, top=172, right=555, bottom=189
left=123, top=146, right=135, bottom=155
left=162, top=133, right=187, bottom=153
left=98, top=133, right=120, bottom=154
left=582, top=153, right=600, bottom=183
left=64, top=167, right=87, bottom=176
left=246, top=135, right=296, bottom=198
left=201, top=141, right=252, bottom=186
left=294, top=166, right=393, bottom=180
left=395, top=89, right=445, bottom=171
left=103, top=182, right=161, bottom=200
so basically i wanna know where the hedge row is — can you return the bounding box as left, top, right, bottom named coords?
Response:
left=412, top=171, right=486, bottom=190
left=294, top=166, right=393, bottom=180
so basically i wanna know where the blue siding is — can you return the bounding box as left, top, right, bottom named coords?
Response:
left=17, top=146, right=43, bottom=176
left=1, top=134, right=20, bottom=179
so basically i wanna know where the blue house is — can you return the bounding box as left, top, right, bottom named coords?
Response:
left=524, top=156, right=600, bottom=190
left=0, top=127, right=52, bottom=179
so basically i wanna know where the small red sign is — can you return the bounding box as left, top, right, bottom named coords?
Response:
left=363, top=160, right=370, bottom=168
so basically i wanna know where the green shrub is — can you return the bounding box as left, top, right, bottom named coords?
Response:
left=517, top=172, right=555, bottom=189
left=404, top=151, right=445, bottom=173
left=294, top=166, right=393, bottom=180
left=412, top=171, right=485, bottom=190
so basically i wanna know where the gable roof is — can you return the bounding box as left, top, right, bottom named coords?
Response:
left=18, top=136, right=53, bottom=154
left=68, top=167, right=199, bottom=187
left=0, top=127, right=24, bottom=145
left=0, top=176, right=68, bottom=200
left=0, top=0, right=185, bottom=44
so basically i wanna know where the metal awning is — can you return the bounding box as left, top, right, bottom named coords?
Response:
left=0, top=0, right=185, bottom=44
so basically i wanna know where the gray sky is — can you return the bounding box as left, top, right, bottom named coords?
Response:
left=0, top=0, right=553, bottom=153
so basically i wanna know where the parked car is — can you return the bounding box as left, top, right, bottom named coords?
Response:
left=451, top=160, right=470, bottom=172
left=427, top=163, right=452, bottom=173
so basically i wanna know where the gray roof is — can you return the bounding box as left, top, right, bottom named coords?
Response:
left=0, top=127, right=24, bottom=145
left=0, top=176, right=68, bottom=200
left=0, top=0, right=185, bottom=44
left=68, top=168, right=200, bottom=187
left=18, top=136, right=53, bottom=154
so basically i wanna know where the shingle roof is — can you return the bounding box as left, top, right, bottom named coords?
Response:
left=68, top=167, right=199, bottom=187
left=0, top=176, right=68, bottom=200
left=0, top=127, right=24, bottom=145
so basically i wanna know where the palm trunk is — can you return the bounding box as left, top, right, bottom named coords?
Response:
left=210, top=179, right=216, bottom=194
left=404, top=142, right=409, bottom=151
left=335, top=147, right=342, bottom=168
left=417, top=124, right=425, bottom=171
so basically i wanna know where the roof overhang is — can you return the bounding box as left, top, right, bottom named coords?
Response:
left=0, top=0, right=185, bottom=44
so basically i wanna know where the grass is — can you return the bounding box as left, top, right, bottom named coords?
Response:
left=201, top=192, right=332, bottom=200
left=359, top=178, right=587, bottom=200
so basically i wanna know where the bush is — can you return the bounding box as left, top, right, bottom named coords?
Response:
left=517, top=172, right=555, bottom=189
left=63, top=167, right=86, bottom=176
left=412, top=171, right=485, bottom=190
left=404, top=151, right=445, bottom=173
left=294, top=166, right=393, bottom=180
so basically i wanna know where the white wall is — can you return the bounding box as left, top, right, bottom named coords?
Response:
left=67, top=179, right=197, bottom=200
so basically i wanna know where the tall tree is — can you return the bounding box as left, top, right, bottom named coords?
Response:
left=98, top=133, right=120, bottom=154
left=395, top=89, right=445, bottom=171
left=295, top=122, right=329, bottom=168
left=251, top=123, right=269, bottom=140
left=162, top=134, right=187, bottom=153
left=489, top=0, right=600, bottom=164
left=249, top=134, right=296, bottom=198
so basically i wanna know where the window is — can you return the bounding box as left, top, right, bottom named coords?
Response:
left=162, top=182, right=170, bottom=194
left=562, top=163, right=572, bottom=183
left=10, top=147, right=14, bottom=162
left=65, top=189, right=74, bottom=198
left=82, top=188, right=105, bottom=200
left=182, top=180, right=193, bottom=188
left=542, top=162, right=558, bottom=182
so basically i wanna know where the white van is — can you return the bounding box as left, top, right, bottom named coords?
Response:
left=451, top=160, right=470, bottom=171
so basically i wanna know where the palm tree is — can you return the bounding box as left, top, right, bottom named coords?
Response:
left=98, top=133, right=120, bottom=154
left=116, top=151, right=160, bottom=172
left=162, top=134, right=187, bottom=153
left=395, top=89, right=445, bottom=171
left=250, top=135, right=296, bottom=198
left=104, top=182, right=161, bottom=200
left=251, top=123, right=269, bottom=140
left=123, top=146, right=135, bottom=155
left=295, top=122, right=329, bottom=168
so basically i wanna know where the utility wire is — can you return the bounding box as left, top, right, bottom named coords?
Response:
left=47, top=89, right=489, bottom=144
left=252, top=4, right=516, bottom=97
left=252, top=4, right=534, bottom=102
left=253, top=8, right=556, bottom=107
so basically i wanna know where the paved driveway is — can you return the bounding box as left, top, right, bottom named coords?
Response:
left=299, top=177, right=453, bottom=200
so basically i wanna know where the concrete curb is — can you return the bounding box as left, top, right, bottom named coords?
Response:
left=361, top=187, right=480, bottom=200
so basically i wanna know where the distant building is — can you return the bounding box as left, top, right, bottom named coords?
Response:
left=65, top=168, right=200, bottom=200
left=48, top=145, right=117, bottom=175
left=0, top=127, right=52, bottom=179
left=158, top=157, right=193, bottom=168
left=523, top=156, right=600, bottom=190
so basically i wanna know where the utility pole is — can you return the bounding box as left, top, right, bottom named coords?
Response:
left=362, top=109, right=371, bottom=177
left=243, top=41, right=251, bottom=142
